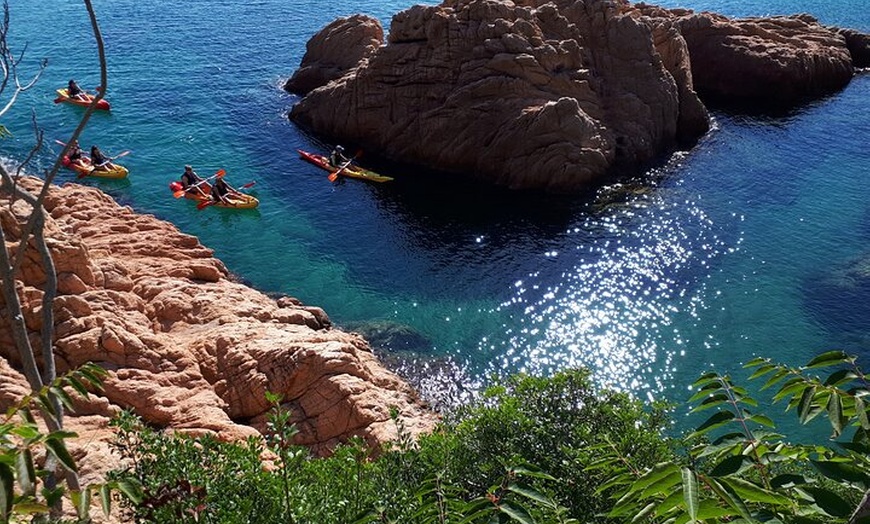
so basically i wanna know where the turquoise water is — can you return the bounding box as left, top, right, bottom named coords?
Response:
left=3, top=1, right=869, bottom=417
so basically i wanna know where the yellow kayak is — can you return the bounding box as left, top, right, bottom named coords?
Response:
left=63, top=155, right=129, bottom=179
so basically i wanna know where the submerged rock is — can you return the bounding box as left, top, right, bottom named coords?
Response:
left=802, top=253, right=870, bottom=335
left=346, top=320, right=434, bottom=354
left=289, top=0, right=709, bottom=192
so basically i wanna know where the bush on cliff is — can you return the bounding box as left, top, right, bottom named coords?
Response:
left=108, top=350, right=870, bottom=523
left=108, top=369, right=666, bottom=523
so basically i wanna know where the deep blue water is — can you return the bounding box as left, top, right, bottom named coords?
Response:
left=3, top=1, right=869, bottom=425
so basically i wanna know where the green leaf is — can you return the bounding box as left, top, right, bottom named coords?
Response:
left=688, top=382, right=725, bottom=403
left=653, top=489, right=686, bottom=518
left=770, top=474, right=809, bottom=489
left=721, top=477, right=790, bottom=506
left=805, top=350, right=851, bottom=369
left=798, top=486, right=851, bottom=517
left=691, top=393, right=730, bottom=413
left=747, top=414, right=776, bottom=428
left=100, top=483, right=111, bottom=517
left=631, top=502, right=658, bottom=523
left=75, top=489, right=91, bottom=520
left=689, top=411, right=736, bottom=439
left=760, top=369, right=790, bottom=391
left=824, top=368, right=857, bottom=387
left=15, top=449, right=36, bottom=496
left=827, top=394, right=845, bottom=437
left=628, top=462, right=681, bottom=495
left=44, top=437, right=78, bottom=473
left=49, top=386, right=76, bottom=412
left=510, top=464, right=557, bottom=481
left=115, top=478, right=144, bottom=504
left=682, top=468, right=699, bottom=521
left=0, top=462, right=13, bottom=522
left=507, top=483, right=554, bottom=508
left=747, top=364, right=777, bottom=380
left=704, top=477, right=753, bottom=521
left=858, top=396, right=870, bottom=431
left=811, top=460, right=870, bottom=487
left=798, top=386, right=817, bottom=424
left=10, top=502, right=48, bottom=515
left=10, top=424, right=41, bottom=441
left=498, top=501, right=534, bottom=524
left=709, top=455, right=747, bottom=477
left=66, top=376, right=91, bottom=398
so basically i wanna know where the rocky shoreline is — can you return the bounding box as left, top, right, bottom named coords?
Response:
left=0, top=177, right=438, bottom=486
left=286, top=0, right=869, bottom=192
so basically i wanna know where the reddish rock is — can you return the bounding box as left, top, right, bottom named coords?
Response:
left=285, top=14, right=385, bottom=95
left=668, top=11, right=856, bottom=103
left=289, top=0, right=709, bottom=192
left=0, top=178, right=437, bottom=485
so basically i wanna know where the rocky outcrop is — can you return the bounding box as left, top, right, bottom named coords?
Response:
left=289, top=0, right=710, bottom=192
left=663, top=10, right=856, bottom=104
left=285, top=14, right=385, bottom=95
left=0, top=178, right=437, bottom=485
left=835, top=27, right=870, bottom=67
left=287, top=0, right=868, bottom=192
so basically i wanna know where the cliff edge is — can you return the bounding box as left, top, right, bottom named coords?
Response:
left=0, top=178, right=437, bottom=486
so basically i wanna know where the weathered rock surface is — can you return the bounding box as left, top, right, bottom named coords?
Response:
left=285, top=14, right=385, bottom=95
left=0, top=178, right=437, bottom=487
left=287, top=0, right=867, bottom=191
left=289, top=0, right=710, bottom=192
left=658, top=9, right=856, bottom=103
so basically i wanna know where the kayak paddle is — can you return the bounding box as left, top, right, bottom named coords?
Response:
left=173, top=169, right=226, bottom=198
left=328, top=150, right=362, bottom=182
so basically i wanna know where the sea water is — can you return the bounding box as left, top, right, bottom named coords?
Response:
left=2, top=0, right=869, bottom=432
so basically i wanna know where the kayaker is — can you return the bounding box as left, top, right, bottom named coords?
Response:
left=90, top=145, right=116, bottom=171
left=181, top=165, right=208, bottom=196
left=328, top=145, right=350, bottom=168
left=211, top=176, right=237, bottom=204
left=67, top=79, right=87, bottom=101
left=68, top=140, right=88, bottom=166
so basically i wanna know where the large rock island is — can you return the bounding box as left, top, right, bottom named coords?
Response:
left=0, top=178, right=437, bottom=485
left=286, top=0, right=868, bottom=192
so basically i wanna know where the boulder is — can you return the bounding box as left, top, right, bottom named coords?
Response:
left=288, top=0, right=709, bottom=192
left=670, top=11, right=855, bottom=104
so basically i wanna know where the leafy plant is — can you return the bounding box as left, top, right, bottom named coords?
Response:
left=0, top=363, right=141, bottom=524
left=599, top=350, right=870, bottom=523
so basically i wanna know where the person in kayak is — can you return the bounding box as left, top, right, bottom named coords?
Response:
left=181, top=165, right=208, bottom=196
left=90, top=145, right=117, bottom=172
left=328, top=145, right=350, bottom=168
left=67, top=79, right=88, bottom=101
left=67, top=140, right=88, bottom=167
left=211, top=176, right=242, bottom=205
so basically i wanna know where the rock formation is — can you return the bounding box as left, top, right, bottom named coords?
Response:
left=0, top=178, right=438, bottom=487
left=637, top=7, right=857, bottom=104
left=287, top=0, right=868, bottom=192
left=289, top=0, right=710, bottom=192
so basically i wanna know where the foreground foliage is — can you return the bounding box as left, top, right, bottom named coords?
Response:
left=109, top=369, right=669, bottom=523
left=107, top=350, right=870, bottom=523
left=599, top=350, right=870, bottom=523
left=0, top=364, right=141, bottom=524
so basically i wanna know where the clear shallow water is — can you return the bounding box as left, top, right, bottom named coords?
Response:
left=3, top=1, right=870, bottom=420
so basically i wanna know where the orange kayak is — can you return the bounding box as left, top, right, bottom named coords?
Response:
left=55, top=88, right=111, bottom=110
